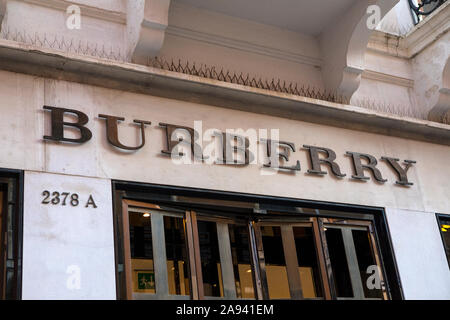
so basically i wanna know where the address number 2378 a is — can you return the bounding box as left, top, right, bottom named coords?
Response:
left=41, top=190, right=97, bottom=208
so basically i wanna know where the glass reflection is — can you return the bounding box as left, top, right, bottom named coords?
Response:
left=164, top=216, right=190, bottom=296
left=229, top=224, right=255, bottom=299
left=352, top=229, right=383, bottom=299
left=198, top=220, right=223, bottom=297
left=325, top=228, right=353, bottom=298
left=261, top=226, right=290, bottom=299
left=439, top=217, right=450, bottom=265
left=293, top=226, right=323, bottom=298
left=129, top=211, right=155, bottom=294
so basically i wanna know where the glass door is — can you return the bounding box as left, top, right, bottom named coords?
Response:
left=252, top=217, right=388, bottom=300
left=120, top=200, right=389, bottom=300
left=122, top=201, right=257, bottom=300
left=320, top=218, right=387, bottom=300
left=122, top=200, right=192, bottom=300
left=195, top=215, right=256, bottom=300
left=253, top=219, right=325, bottom=300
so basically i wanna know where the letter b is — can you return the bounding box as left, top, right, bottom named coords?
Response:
left=43, top=106, right=92, bottom=143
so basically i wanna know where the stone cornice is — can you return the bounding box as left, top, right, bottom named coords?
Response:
left=20, top=0, right=127, bottom=24
left=362, top=69, right=414, bottom=88
left=404, top=1, right=450, bottom=58
left=367, top=31, right=408, bottom=58
left=0, top=39, right=448, bottom=146
left=368, top=2, right=450, bottom=58
left=166, top=25, right=323, bottom=68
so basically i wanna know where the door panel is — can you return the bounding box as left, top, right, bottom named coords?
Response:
left=323, top=222, right=386, bottom=300
left=260, top=225, right=291, bottom=299
left=196, top=217, right=256, bottom=300
left=197, top=219, right=223, bottom=298
left=124, top=202, right=192, bottom=300
left=255, top=222, right=325, bottom=300
left=228, top=223, right=255, bottom=299
left=292, top=226, right=323, bottom=298
left=121, top=200, right=388, bottom=300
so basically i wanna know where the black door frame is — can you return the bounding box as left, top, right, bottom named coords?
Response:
left=112, top=180, right=404, bottom=300
left=436, top=213, right=450, bottom=270
left=0, top=168, right=23, bottom=300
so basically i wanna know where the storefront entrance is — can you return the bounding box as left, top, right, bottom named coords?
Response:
left=113, top=182, right=402, bottom=300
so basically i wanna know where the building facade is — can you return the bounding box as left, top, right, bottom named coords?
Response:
left=0, top=0, right=449, bottom=300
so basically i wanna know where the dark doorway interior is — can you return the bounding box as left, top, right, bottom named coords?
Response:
left=112, top=180, right=403, bottom=300
left=0, top=169, right=23, bottom=300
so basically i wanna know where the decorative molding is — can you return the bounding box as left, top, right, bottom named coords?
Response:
left=339, top=66, right=364, bottom=101
left=18, top=0, right=172, bottom=63
left=126, top=0, right=170, bottom=63
left=20, top=0, right=127, bottom=24
left=165, top=25, right=323, bottom=68
left=428, top=57, right=450, bottom=122
left=368, top=1, right=449, bottom=58
left=362, top=69, right=414, bottom=88
left=321, top=0, right=399, bottom=100
left=367, top=31, right=409, bottom=58
left=404, top=1, right=450, bottom=57
left=1, top=39, right=449, bottom=145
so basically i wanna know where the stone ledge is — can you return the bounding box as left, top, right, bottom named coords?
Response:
left=0, top=38, right=448, bottom=146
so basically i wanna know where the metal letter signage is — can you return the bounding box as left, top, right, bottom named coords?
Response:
left=98, top=114, right=151, bottom=150
left=262, top=139, right=300, bottom=171
left=43, top=106, right=92, bottom=143
left=346, top=152, right=387, bottom=183
left=42, top=106, right=417, bottom=187
left=303, top=145, right=346, bottom=178
left=381, top=157, right=416, bottom=186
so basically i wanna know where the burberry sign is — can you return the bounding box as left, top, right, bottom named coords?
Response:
left=42, top=106, right=416, bottom=186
